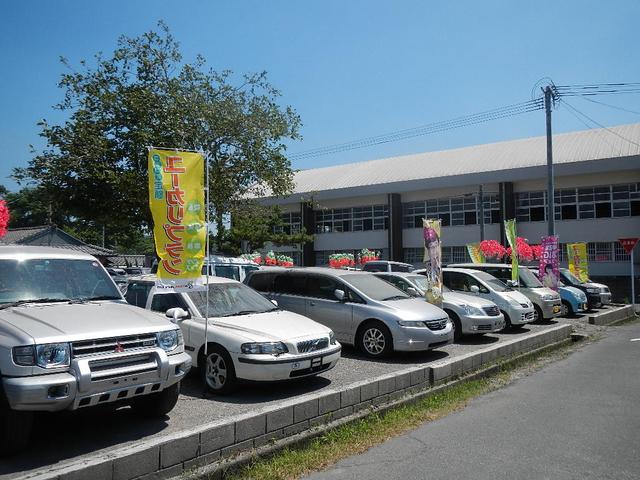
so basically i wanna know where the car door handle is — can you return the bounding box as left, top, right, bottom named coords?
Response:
left=309, top=301, right=316, bottom=306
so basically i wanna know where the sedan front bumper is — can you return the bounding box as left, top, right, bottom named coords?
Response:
left=460, top=313, right=506, bottom=334
left=393, top=322, right=454, bottom=351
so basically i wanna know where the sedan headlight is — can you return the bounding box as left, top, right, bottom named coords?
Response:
left=541, top=294, right=555, bottom=301
left=13, top=343, right=71, bottom=369
left=156, top=330, right=180, bottom=352
left=241, top=342, right=289, bottom=355
left=460, top=304, right=486, bottom=316
left=397, top=320, right=427, bottom=327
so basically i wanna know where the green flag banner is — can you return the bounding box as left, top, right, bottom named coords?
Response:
left=504, top=219, right=519, bottom=283
left=466, top=242, right=486, bottom=264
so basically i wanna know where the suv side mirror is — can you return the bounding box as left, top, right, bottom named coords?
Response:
left=407, top=287, right=420, bottom=297
left=470, top=285, right=480, bottom=295
left=334, top=289, right=345, bottom=301
left=166, top=307, right=189, bottom=323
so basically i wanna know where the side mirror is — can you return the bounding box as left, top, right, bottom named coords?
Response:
left=470, top=285, right=480, bottom=295
left=407, top=287, right=420, bottom=297
left=334, top=289, right=345, bottom=301
left=271, top=299, right=279, bottom=307
left=166, top=307, right=189, bottom=323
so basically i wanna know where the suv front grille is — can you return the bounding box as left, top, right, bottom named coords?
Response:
left=297, top=338, right=329, bottom=354
left=482, top=306, right=500, bottom=317
left=72, top=334, right=157, bottom=358
left=425, top=318, right=448, bottom=331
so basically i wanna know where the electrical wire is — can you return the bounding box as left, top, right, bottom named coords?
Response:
left=288, top=99, right=543, bottom=161
left=577, top=96, right=640, bottom=116
left=560, top=99, right=640, bottom=149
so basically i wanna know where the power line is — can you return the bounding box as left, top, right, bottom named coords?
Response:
left=289, top=99, right=543, bottom=161
left=577, top=96, right=640, bottom=116
left=560, top=99, right=640, bottom=149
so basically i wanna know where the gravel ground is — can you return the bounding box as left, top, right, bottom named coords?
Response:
left=1, top=310, right=615, bottom=479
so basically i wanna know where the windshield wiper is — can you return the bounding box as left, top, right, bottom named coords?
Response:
left=381, top=295, right=409, bottom=301
left=81, top=295, right=123, bottom=301
left=218, top=310, right=261, bottom=317
left=0, top=298, right=71, bottom=310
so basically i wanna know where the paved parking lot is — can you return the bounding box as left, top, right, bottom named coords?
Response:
left=1, top=317, right=579, bottom=480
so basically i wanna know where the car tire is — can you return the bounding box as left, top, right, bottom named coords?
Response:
left=357, top=321, right=393, bottom=357
left=533, top=304, right=544, bottom=322
left=561, top=300, right=573, bottom=317
left=0, top=385, right=33, bottom=455
left=200, top=345, right=238, bottom=395
left=131, top=382, right=180, bottom=417
left=445, top=310, right=463, bottom=341
left=500, top=311, right=513, bottom=330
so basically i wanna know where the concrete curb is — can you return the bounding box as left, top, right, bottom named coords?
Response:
left=587, top=305, right=636, bottom=326
left=15, top=324, right=573, bottom=480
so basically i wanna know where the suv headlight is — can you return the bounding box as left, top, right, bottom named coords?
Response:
left=461, top=304, right=485, bottom=316
left=587, top=288, right=598, bottom=294
left=329, top=331, right=337, bottom=345
left=541, top=294, right=555, bottom=301
left=157, top=330, right=180, bottom=352
left=13, top=343, right=71, bottom=369
left=397, top=320, right=427, bottom=327
left=241, top=342, right=289, bottom=355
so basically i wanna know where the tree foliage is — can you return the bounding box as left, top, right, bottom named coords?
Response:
left=14, top=22, right=301, bottom=251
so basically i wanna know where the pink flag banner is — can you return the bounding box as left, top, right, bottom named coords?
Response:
left=538, top=235, right=560, bottom=291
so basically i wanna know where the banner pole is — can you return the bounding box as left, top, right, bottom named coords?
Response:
left=204, top=151, right=210, bottom=359
left=631, top=248, right=635, bottom=310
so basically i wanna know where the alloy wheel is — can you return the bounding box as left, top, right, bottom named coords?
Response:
left=205, top=353, right=227, bottom=390
left=362, top=327, right=386, bottom=355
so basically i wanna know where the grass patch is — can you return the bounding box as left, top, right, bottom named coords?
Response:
left=223, top=342, right=576, bottom=480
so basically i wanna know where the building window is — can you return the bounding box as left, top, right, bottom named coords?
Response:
left=315, top=205, right=389, bottom=234
left=274, top=211, right=301, bottom=235
left=404, top=248, right=423, bottom=264
left=403, top=194, right=500, bottom=229
left=517, top=183, right=640, bottom=223
left=588, top=242, right=613, bottom=262
left=614, top=243, right=631, bottom=262
left=442, top=246, right=470, bottom=264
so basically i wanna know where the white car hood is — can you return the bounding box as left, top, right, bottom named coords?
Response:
left=500, top=289, right=531, bottom=305
left=0, top=301, right=176, bottom=344
left=213, top=309, right=331, bottom=342
left=443, top=291, right=495, bottom=308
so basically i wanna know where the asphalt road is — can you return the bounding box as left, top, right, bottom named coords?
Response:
left=305, top=320, right=640, bottom=480
left=0, top=319, right=568, bottom=479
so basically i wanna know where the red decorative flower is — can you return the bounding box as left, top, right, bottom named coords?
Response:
left=0, top=200, right=9, bottom=238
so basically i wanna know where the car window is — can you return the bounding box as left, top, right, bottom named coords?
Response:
left=384, top=276, right=410, bottom=292
left=125, top=282, right=152, bottom=308
left=247, top=272, right=276, bottom=292
left=187, top=282, right=277, bottom=317
left=273, top=274, right=307, bottom=296
left=362, top=263, right=383, bottom=272
left=214, top=265, right=241, bottom=281
left=150, top=293, right=185, bottom=313
left=346, top=287, right=365, bottom=303
left=341, top=274, right=410, bottom=301
left=484, top=267, right=509, bottom=282
left=443, top=271, right=489, bottom=294
left=306, top=275, right=343, bottom=300
left=391, top=264, right=413, bottom=272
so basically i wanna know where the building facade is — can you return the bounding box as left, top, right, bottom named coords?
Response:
left=261, top=124, right=640, bottom=293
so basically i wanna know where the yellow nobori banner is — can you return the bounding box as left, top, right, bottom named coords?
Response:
left=148, top=148, right=206, bottom=290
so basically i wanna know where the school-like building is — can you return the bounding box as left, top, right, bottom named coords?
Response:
left=260, top=123, right=640, bottom=298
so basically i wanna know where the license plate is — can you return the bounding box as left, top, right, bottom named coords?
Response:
left=553, top=305, right=561, bottom=313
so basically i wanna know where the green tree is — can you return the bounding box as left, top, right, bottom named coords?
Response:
left=14, top=22, right=301, bottom=252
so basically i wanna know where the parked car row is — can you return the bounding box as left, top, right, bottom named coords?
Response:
left=0, top=249, right=612, bottom=456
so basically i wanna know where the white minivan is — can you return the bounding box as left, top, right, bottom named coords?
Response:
left=442, top=268, right=535, bottom=328
left=125, top=275, right=341, bottom=394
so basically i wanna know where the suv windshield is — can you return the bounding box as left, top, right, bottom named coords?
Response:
left=0, top=258, right=121, bottom=306
left=560, top=269, right=583, bottom=285
left=408, top=275, right=429, bottom=291
left=518, top=267, right=544, bottom=288
left=187, top=282, right=277, bottom=318
left=474, top=271, right=510, bottom=292
left=342, top=274, right=410, bottom=301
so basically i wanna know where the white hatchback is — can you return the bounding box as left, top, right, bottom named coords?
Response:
left=125, top=275, right=341, bottom=394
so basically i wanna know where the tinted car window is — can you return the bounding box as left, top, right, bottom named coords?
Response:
left=214, top=265, right=241, bottom=281
left=273, top=274, right=307, bottom=295
left=391, top=264, right=413, bottom=272
left=246, top=272, right=276, bottom=292
left=362, top=263, right=384, bottom=272
left=443, top=271, right=489, bottom=294
left=150, top=293, right=184, bottom=313
left=125, top=282, right=153, bottom=308
left=306, top=276, right=343, bottom=300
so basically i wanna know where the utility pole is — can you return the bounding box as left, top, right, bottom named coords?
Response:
left=544, top=86, right=555, bottom=236
left=478, top=184, right=485, bottom=241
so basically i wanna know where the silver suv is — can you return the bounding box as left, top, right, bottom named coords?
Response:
left=245, top=267, right=453, bottom=357
left=0, top=247, right=192, bottom=454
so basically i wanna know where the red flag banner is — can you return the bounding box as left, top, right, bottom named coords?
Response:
left=619, top=238, right=639, bottom=255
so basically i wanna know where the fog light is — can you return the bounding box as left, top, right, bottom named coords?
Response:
left=47, top=384, right=69, bottom=398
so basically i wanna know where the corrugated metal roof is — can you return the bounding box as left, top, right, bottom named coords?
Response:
left=286, top=123, right=640, bottom=195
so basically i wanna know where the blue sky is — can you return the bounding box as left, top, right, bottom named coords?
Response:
left=1, top=0, right=639, bottom=192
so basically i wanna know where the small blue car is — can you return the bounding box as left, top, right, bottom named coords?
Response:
left=558, top=283, right=588, bottom=316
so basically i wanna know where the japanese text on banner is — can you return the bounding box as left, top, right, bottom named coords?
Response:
left=423, top=218, right=443, bottom=307
left=148, top=148, right=206, bottom=291
left=567, top=242, right=589, bottom=283
left=539, top=235, right=559, bottom=291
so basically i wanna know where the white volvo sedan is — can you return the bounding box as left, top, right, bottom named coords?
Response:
left=125, top=275, right=341, bottom=394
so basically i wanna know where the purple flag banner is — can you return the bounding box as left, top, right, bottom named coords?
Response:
left=539, top=235, right=559, bottom=291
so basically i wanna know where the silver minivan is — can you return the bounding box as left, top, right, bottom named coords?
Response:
left=448, top=263, right=562, bottom=321
left=245, top=267, right=453, bottom=357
